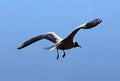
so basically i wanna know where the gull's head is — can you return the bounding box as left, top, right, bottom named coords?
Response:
left=85, top=18, right=102, bottom=29
left=74, top=41, right=81, bottom=48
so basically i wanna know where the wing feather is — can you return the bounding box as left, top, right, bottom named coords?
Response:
left=65, top=18, right=102, bottom=40
left=17, top=32, right=62, bottom=49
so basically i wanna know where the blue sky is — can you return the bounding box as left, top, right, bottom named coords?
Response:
left=0, top=0, right=120, bottom=81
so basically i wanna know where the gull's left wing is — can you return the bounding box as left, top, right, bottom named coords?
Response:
left=17, top=32, right=63, bottom=49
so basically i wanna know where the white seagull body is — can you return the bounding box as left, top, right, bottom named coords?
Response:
left=18, top=18, right=102, bottom=59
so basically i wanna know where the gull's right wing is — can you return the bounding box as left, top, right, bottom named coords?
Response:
left=65, top=18, right=102, bottom=40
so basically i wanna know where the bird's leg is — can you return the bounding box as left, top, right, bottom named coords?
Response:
left=62, top=50, right=66, bottom=58
left=56, top=49, right=59, bottom=60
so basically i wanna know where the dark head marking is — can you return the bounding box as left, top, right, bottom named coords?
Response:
left=74, top=41, right=81, bottom=48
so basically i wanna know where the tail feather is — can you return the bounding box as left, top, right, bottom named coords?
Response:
left=44, top=46, right=56, bottom=51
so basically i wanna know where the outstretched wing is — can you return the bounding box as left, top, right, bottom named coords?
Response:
left=65, top=18, right=102, bottom=40
left=17, top=32, right=63, bottom=49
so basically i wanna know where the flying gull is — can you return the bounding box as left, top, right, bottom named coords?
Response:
left=17, top=18, right=102, bottom=59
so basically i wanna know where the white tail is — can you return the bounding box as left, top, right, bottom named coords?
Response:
left=44, top=45, right=56, bottom=51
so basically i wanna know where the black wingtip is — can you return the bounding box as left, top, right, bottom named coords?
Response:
left=17, top=47, right=22, bottom=50
left=85, top=18, right=102, bottom=29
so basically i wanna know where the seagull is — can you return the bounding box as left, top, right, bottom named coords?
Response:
left=17, top=18, right=102, bottom=59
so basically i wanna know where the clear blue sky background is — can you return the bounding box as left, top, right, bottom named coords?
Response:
left=0, top=0, right=120, bottom=81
